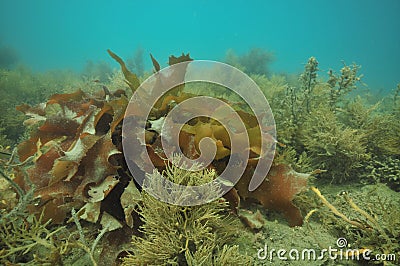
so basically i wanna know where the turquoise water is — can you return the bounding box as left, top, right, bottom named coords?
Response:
left=0, top=0, right=399, bottom=90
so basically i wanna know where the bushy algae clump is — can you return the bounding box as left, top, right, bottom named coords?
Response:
left=257, top=57, right=400, bottom=183
left=122, top=157, right=252, bottom=265
left=0, top=208, right=65, bottom=264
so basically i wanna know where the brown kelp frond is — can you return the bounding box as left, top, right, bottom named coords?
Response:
left=107, top=49, right=140, bottom=93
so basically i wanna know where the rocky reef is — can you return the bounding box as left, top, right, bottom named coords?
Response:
left=0, top=49, right=399, bottom=265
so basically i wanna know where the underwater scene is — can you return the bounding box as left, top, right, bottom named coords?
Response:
left=0, top=0, right=399, bottom=265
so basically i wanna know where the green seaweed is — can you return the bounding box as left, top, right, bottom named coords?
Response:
left=0, top=210, right=65, bottom=264
left=327, top=62, right=363, bottom=110
left=253, top=56, right=400, bottom=184
left=299, top=106, right=370, bottom=182
left=363, top=156, right=400, bottom=192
